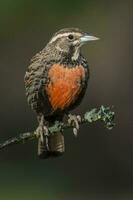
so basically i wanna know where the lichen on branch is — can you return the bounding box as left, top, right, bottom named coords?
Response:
left=0, top=106, right=115, bottom=150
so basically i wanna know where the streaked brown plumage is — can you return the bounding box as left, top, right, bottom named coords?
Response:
left=24, top=28, right=99, bottom=158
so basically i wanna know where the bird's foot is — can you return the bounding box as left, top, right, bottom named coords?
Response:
left=68, top=114, right=82, bottom=136
left=36, top=124, right=49, bottom=158
left=36, top=114, right=49, bottom=141
left=35, top=125, right=49, bottom=142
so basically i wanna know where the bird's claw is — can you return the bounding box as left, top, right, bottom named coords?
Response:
left=68, top=114, right=81, bottom=137
left=35, top=125, right=49, bottom=142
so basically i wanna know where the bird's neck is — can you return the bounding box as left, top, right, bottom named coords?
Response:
left=71, top=47, right=80, bottom=61
left=56, top=48, right=81, bottom=64
left=44, top=45, right=81, bottom=65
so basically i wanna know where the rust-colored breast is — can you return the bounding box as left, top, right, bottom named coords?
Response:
left=45, top=64, right=85, bottom=111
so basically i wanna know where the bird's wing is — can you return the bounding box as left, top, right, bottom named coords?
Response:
left=24, top=51, right=52, bottom=115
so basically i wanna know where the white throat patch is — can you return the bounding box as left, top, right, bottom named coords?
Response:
left=72, top=48, right=80, bottom=61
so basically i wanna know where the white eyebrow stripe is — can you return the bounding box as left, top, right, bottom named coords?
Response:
left=49, top=32, right=81, bottom=44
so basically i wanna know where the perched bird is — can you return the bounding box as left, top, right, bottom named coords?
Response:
left=24, top=28, right=99, bottom=159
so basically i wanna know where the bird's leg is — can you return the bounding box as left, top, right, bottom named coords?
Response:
left=67, top=114, right=82, bottom=137
left=36, top=115, right=49, bottom=150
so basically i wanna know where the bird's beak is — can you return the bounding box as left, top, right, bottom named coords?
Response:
left=80, top=34, right=99, bottom=43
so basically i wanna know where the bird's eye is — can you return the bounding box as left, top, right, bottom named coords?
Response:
left=68, top=34, right=74, bottom=40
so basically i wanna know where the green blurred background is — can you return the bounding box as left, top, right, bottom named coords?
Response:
left=0, top=0, right=133, bottom=199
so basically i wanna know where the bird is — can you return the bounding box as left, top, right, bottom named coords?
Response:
left=24, top=28, right=99, bottom=159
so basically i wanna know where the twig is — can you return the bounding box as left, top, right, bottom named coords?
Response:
left=0, top=106, right=115, bottom=150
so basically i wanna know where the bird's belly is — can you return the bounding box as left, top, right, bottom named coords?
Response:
left=45, top=64, right=85, bottom=111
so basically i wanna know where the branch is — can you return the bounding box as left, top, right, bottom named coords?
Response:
left=0, top=106, right=115, bottom=150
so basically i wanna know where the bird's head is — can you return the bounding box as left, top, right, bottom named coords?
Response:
left=47, top=28, right=99, bottom=60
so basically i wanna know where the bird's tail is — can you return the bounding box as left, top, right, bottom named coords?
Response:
left=38, top=132, right=65, bottom=159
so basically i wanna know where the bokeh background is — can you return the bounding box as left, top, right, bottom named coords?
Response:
left=0, top=0, right=133, bottom=199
